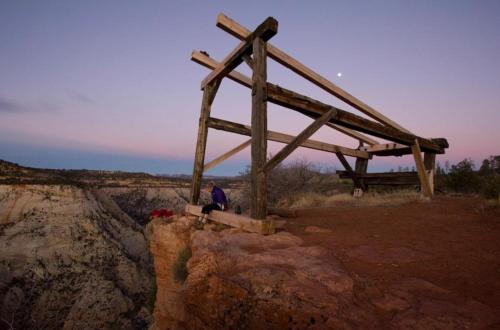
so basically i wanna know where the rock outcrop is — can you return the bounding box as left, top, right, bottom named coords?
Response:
left=0, top=185, right=154, bottom=329
left=148, top=216, right=377, bottom=329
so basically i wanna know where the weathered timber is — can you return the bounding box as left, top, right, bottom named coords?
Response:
left=216, top=13, right=413, bottom=133
left=251, top=37, right=268, bottom=220
left=354, top=157, right=369, bottom=190
left=264, top=109, right=335, bottom=173
left=201, top=17, right=278, bottom=89
left=337, top=171, right=420, bottom=186
left=207, top=117, right=370, bottom=158
left=203, top=139, right=251, bottom=173
left=411, top=139, right=433, bottom=197
left=190, top=81, right=221, bottom=204
left=424, top=152, right=436, bottom=193
left=185, top=204, right=275, bottom=235
left=360, top=143, right=407, bottom=153
left=242, top=54, right=254, bottom=70
left=267, top=84, right=447, bottom=154
left=335, top=152, right=365, bottom=189
left=191, top=50, right=378, bottom=146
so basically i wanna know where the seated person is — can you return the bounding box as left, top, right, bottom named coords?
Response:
left=199, top=181, right=227, bottom=224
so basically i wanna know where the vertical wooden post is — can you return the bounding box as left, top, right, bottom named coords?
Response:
left=354, top=158, right=369, bottom=191
left=411, top=139, right=433, bottom=198
left=190, top=80, right=220, bottom=204
left=424, top=152, right=436, bottom=194
left=250, top=37, right=268, bottom=219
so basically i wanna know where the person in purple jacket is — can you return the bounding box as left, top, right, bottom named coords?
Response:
left=199, top=181, right=227, bottom=224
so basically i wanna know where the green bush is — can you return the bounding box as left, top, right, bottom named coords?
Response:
left=172, top=247, right=192, bottom=283
left=480, top=174, right=500, bottom=199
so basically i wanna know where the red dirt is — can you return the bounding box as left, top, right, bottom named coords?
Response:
left=284, top=196, right=500, bottom=328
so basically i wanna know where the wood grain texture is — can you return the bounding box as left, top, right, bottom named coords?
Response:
left=250, top=37, right=268, bottom=220
left=185, top=204, right=275, bottom=235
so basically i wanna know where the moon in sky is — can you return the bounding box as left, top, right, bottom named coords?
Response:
left=337, top=72, right=342, bottom=77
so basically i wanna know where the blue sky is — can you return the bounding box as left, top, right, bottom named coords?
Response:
left=1, top=0, right=499, bottom=174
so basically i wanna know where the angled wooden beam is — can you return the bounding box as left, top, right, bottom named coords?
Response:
left=206, top=117, right=370, bottom=159
left=411, top=139, right=433, bottom=197
left=190, top=80, right=221, bottom=204
left=191, top=50, right=379, bottom=146
left=267, top=84, right=446, bottom=154
left=203, top=139, right=251, bottom=173
left=200, top=17, right=278, bottom=89
left=242, top=54, right=254, bottom=69
left=335, top=152, right=364, bottom=190
left=424, top=152, right=436, bottom=193
left=216, top=13, right=413, bottom=134
left=185, top=204, right=275, bottom=235
left=264, top=109, right=335, bottom=173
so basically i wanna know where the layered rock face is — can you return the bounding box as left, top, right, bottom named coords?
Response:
left=148, top=217, right=376, bottom=329
left=0, top=185, right=154, bottom=329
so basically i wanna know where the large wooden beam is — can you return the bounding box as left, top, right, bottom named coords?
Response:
left=411, top=139, right=433, bottom=197
left=201, top=17, right=278, bottom=89
left=264, top=109, right=335, bottom=173
left=207, top=117, right=370, bottom=159
left=191, top=50, right=378, bottom=146
left=354, top=157, right=369, bottom=190
left=267, top=84, right=446, bottom=154
left=190, top=80, right=221, bottom=204
left=250, top=37, right=268, bottom=220
left=216, top=13, right=412, bottom=134
left=203, top=139, right=251, bottom=173
left=337, top=171, right=420, bottom=186
left=185, top=204, right=275, bottom=235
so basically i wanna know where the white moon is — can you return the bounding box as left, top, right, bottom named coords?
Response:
left=337, top=72, right=342, bottom=77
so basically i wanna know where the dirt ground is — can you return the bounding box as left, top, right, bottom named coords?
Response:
left=284, top=196, right=500, bottom=328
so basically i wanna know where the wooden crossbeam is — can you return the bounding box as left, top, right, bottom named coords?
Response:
left=207, top=117, right=370, bottom=159
left=360, top=143, right=407, bottom=153
left=216, top=13, right=413, bottom=134
left=411, top=139, right=433, bottom=197
left=267, top=85, right=446, bottom=154
left=191, top=50, right=379, bottom=146
left=203, top=139, right=251, bottom=173
left=264, top=109, right=335, bottom=173
left=200, top=17, right=278, bottom=89
left=185, top=204, right=275, bottom=235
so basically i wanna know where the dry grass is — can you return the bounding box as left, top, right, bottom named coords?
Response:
left=280, top=190, right=422, bottom=209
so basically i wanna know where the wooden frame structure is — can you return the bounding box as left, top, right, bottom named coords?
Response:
left=188, top=14, right=449, bottom=226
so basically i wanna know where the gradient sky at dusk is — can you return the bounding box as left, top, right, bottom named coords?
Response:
left=1, top=0, right=499, bottom=175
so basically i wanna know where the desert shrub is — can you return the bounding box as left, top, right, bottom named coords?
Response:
left=172, top=247, right=192, bottom=283
left=480, top=174, right=500, bottom=199
left=238, top=158, right=345, bottom=209
left=443, top=158, right=481, bottom=193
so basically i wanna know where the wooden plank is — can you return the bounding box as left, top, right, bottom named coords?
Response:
left=190, top=81, right=220, bottom=204
left=250, top=37, right=268, bottom=220
left=207, top=117, right=370, bottom=159
left=411, top=139, right=433, bottom=197
left=191, top=50, right=379, bottom=146
left=355, top=158, right=369, bottom=190
left=216, top=13, right=413, bottom=134
left=267, top=84, right=447, bottom=154
left=264, top=109, right=335, bottom=172
left=201, top=17, right=278, bottom=89
left=242, top=54, right=254, bottom=69
left=337, top=171, right=420, bottom=186
left=203, top=139, right=251, bottom=173
left=185, top=204, right=275, bottom=235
